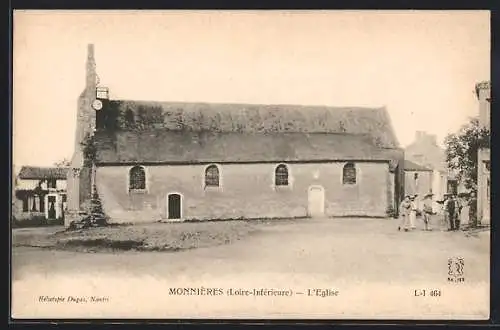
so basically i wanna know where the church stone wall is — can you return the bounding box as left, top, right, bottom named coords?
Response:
left=95, top=162, right=390, bottom=224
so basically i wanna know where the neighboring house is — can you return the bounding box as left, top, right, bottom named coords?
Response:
left=404, top=160, right=435, bottom=213
left=405, top=131, right=451, bottom=203
left=13, top=166, right=68, bottom=221
left=66, top=44, right=405, bottom=226
left=404, top=160, right=433, bottom=197
left=475, top=80, right=490, bottom=225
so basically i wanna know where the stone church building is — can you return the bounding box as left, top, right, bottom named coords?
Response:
left=66, top=44, right=405, bottom=226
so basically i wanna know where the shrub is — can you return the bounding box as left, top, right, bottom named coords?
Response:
left=386, top=205, right=398, bottom=218
left=68, top=185, right=109, bottom=230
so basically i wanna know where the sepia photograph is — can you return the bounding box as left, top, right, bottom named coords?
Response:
left=11, top=10, right=490, bottom=320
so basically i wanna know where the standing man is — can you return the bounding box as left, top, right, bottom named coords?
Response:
left=444, top=193, right=457, bottom=231
left=422, top=192, right=434, bottom=231
left=409, top=195, right=418, bottom=230
left=399, top=195, right=412, bottom=232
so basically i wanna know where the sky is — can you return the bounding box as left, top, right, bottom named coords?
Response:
left=13, top=10, right=490, bottom=167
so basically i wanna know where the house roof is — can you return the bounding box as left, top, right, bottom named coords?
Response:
left=404, top=134, right=447, bottom=172
left=18, top=166, right=69, bottom=180
left=104, top=100, right=400, bottom=149
left=94, top=130, right=403, bottom=164
left=404, top=160, right=432, bottom=172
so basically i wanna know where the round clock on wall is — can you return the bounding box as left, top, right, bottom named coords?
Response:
left=92, top=99, right=103, bottom=110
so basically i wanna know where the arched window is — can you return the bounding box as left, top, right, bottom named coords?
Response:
left=275, top=164, right=289, bottom=186
left=129, top=166, right=146, bottom=190
left=342, top=162, right=357, bottom=185
left=205, top=165, right=220, bottom=187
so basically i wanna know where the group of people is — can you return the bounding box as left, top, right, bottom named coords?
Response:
left=398, top=191, right=478, bottom=232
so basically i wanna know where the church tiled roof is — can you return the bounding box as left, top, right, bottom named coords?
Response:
left=93, top=100, right=403, bottom=164
left=18, top=166, right=69, bottom=180
left=104, top=100, right=400, bottom=146
left=94, top=130, right=403, bottom=164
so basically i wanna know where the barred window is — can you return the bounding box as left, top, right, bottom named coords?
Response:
left=275, top=164, right=289, bottom=186
left=129, top=166, right=146, bottom=190
left=205, top=165, right=220, bottom=187
left=342, top=163, right=357, bottom=185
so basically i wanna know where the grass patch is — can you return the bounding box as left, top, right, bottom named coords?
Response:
left=14, top=220, right=263, bottom=253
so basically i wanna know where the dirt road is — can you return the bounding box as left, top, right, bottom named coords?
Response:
left=11, top=218, right=490, bottom=319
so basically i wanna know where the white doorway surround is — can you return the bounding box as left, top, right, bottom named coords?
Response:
left=44, top=193, right=61, bottom=220
left=308, top=185, right=325, bottom=218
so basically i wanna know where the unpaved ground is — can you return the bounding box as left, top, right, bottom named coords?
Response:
left=11, top=218, right=490, bottom=319
left=11, top=220, right=262, bottom=252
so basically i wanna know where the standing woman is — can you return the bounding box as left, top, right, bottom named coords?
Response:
left=468, top=191, right=478, bottom=228
left=442, top=194, right=452, bottom=231
left=453, top=195, right=461, bottom=231
left=398, top=195, right=412, bottom=232
left=459, top=194, right=469, bottom=230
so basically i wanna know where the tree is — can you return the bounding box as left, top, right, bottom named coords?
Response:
left=444, top=117, right=490, bottom=191
left=81, top=133, right=97, bottom=166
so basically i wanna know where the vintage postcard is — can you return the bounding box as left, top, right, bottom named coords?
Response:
left=11, top=10, right=490, bottom=320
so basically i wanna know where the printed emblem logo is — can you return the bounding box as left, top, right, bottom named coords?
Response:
left=447, top=257, right=465, bottom=283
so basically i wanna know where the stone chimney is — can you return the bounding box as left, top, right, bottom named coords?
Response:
left=86, top=44, right=96, bottom=89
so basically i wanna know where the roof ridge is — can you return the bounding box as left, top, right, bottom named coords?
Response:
left=108, top=98, right=384, bottom=110
left=101, top=100, right=400, bottom=148
left=101, top=129, right=372, bottom=136
left=404, top=159, right=433, bottom=171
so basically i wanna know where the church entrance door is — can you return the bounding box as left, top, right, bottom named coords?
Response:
left=308, top=185, right=325, bottom=218
left=167, top=193, right=182, bottom=220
